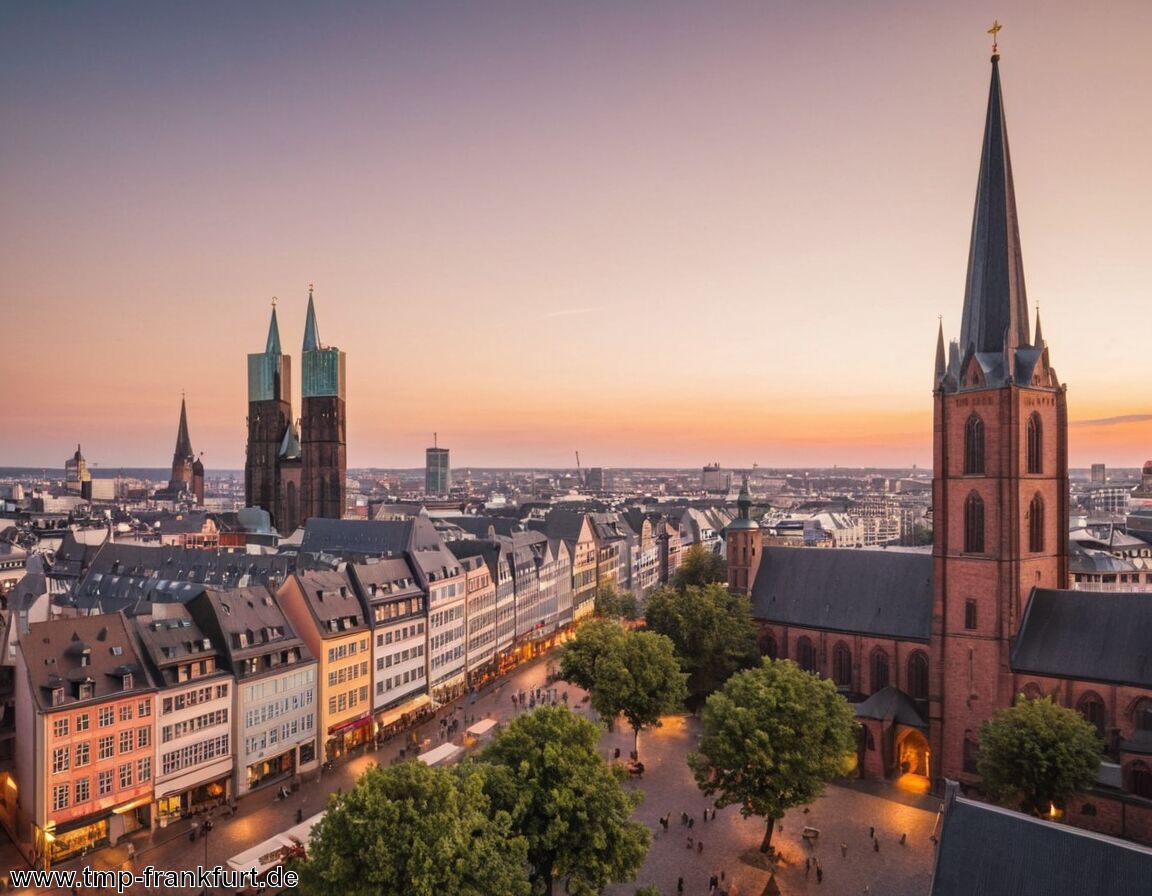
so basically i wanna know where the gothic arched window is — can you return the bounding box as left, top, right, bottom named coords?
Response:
left=871, top=649, right=890, bottom=693
left=964, top=492, right=985, bottom=553
left=1077, top=691, right=1107, bottom=739
left=796, top=637, right=816, bottom=673
left=1028, top=493, right=1045, bottom=553
left=759, top=632, right=778, bottom=661
left=1126, top=761, right=1152, bottom=799
left=832, top=642, right=852, bottom=688
left=1027, top=413, right=1043, bottom=473
left=965, top=414, right=985, bottom=475
left=907, top=651, right=929, bottom=701
left=1133, top=698, right=1152, bottom=733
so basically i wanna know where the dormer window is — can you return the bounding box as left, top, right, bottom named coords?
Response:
left=51, top=687, right=65, bottom=706
left=122, top=672, right=133, bottom=690
left=78, top=683, right=94, bottom=700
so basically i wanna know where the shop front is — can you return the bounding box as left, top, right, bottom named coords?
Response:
left=325, top=714, right=372, bottom=760
left=246, top=747, right=296, bottom=792
left=374, top=694, right=432, bottom=744
left=155, top=769, right=231, bottom=827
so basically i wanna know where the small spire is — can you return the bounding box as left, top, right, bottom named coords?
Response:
left=303, top=286, right=320, bottom=352
left=174, top=396, right=193, bottom=460
left=934, top=317, right=947, bottom=383
left=737, top=475, right=751, bottom=520
left=265, top=300, right=282, bottom=355
left=1034, top=305, right=1044, bottom=348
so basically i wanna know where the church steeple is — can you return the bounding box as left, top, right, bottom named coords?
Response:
left=1033, top=307, right=1044, bottom=348
left=934, top=319, right=947, bottom=386
left=958, top=53, right=1031, bottom=360
left=303, top=284, right=320, bottom=352
left=266, top=302, right=282, bottom=355
left=174, top=395, right=193, bottom=460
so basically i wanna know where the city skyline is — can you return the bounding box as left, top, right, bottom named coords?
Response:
left=3, top=2, right=1150, bottom=469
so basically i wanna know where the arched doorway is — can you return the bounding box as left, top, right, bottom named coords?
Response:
left=894, top=728, right=931, bottom=790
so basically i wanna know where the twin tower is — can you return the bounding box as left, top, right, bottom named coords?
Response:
left=245, top=287, right=346, bottom=534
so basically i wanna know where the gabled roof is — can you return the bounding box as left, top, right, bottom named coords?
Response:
left=543, top=509, right=593, bottom=544
left=299, top=517, right=460, bottom=584
left=1011, top=588, right=1152, bottom=688
left=21, top=612, right=155, bottom=712
left=855, top=686, right=926, bottom=729
left=751, top=547, right=933, bottom=641
left=930, top=795, right=1152, bottom=896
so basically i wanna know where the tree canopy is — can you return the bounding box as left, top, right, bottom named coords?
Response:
left=671, top=543, right=727, bottom=590
left=593, top=577, right=639, bottom=621
left=644, top=583, right=760, bottom=701
left=560, top=619, right=686, bottom=758
left=977, top=695, right=1102, bottom=816
left=292, top=760, right=529, bottom=896
left=479, top=705, right=650, bottom=896
left=688, top=659, right=857, bottom=852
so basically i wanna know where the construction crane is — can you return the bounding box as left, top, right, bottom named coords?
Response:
left=575, top=450, right=584, bottom=487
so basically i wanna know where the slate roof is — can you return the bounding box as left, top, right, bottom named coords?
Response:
left=854, top=686, right=926, bottom=729
left=1011, top=588, right=1152, bottom=688
left=133, top=605, right=222, bottom=685
left=287, top=569, right=368, bottom=635
left=930, top=796, right=1152, bottom=896
left=300, top=518, right=414, bottom=558
left=750, top=547, right=933, bottom=642
left=21, top=612, right=155, bottom=712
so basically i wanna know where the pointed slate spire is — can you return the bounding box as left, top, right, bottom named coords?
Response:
left=302, top=284, right=320, bottom=352
left=174, top=396, right=193, bottom=459
left=935, top=319, right=947, bottom=384
left=265, top=302, right=282, bottom=355
left=1034, top=306, right=1044, bottom=348
left=958, top=54, right=1031, bottom=358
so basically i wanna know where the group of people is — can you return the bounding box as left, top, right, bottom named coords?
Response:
left=510, top=685, right=568, bottom=711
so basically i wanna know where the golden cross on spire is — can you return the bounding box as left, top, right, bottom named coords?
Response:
left=988, top=20, right=1002, bottom=55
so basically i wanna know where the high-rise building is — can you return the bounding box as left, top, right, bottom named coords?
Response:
left=64, top=444, right=91, bottom=499
left=425, top=444, right=450, bottom=496
left=245, top=287, right=345, bottom=532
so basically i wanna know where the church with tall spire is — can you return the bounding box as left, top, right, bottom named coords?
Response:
left=746, top=43, right=1152, bottom=842
left=154, top=396, right=204, bottom=505
left=245, top=287, right=346, bottom=533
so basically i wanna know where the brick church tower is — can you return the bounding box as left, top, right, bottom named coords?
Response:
left=166, top=396, right=204, bottom=505
left=726, top=477, right=762, bottom=595
left=931, top=52, right=1069, bottom=783
left=245, top=303, right=293, bottom=528
left=299, top=287, right=347, bottom=522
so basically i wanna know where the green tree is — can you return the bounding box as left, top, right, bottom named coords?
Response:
left=672, top=543, right=727, bottom=590
left=561, top=620, right=687, bottom=757
left=645, top=583, right=760, bottom=701
left=292, top=761, right=529, bottom=896
left=588, top=629, right=688, bottom=759
left=688, top=659, right=857, bottom=853
left=594, top=577, right=638, bottom=621
left=977, top=695, right=1102, bottom=816
left=558, top=618, right=628, bottom=694
left=479, top=705, right=650, bottom=896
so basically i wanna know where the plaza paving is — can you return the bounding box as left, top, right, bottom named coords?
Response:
left=2, top=654, right=940, bottom=894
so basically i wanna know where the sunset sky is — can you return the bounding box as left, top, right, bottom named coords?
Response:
left=3, top=2, right=1150, bottom=470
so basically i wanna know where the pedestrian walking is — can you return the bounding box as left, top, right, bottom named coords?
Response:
left=677, top=877, right=684, bottom=893
left=817, top=866, right=824, bottom=884
left=686, top=835, right=694, bottom=850
left=711, top=808, right=717, bottom=821
left=900, top=832, right=907, bottom=845
left=841, top=842, right=848, bottom=858
left=805, top=857, right=811, bottom=876
left=688, top=816, right=695, bottom=830
left=681, top=811, right=689, bottom=826
left=869, top=825, right=874, bottom=839
left=697, top=840, right=704, bottom=854
left=873, top=838, right=880, bottom=852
